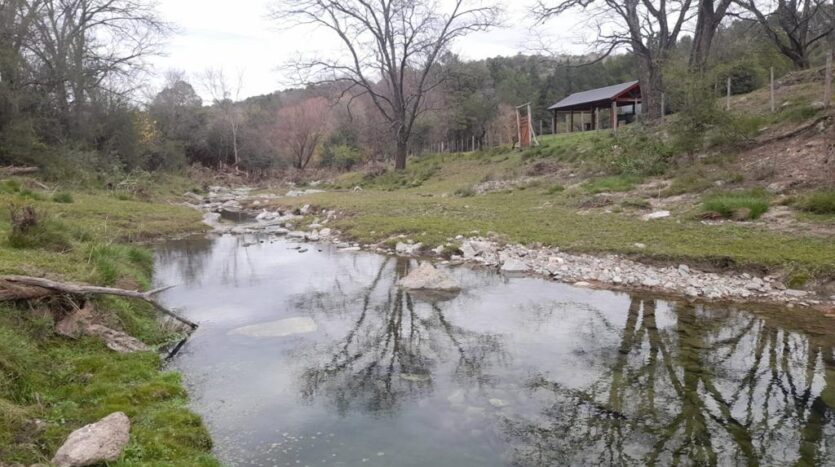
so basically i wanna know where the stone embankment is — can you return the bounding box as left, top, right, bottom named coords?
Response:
left=184, top=187, right=835, bottom=310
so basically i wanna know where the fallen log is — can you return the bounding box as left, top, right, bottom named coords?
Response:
left=0, top=275, right=197, bottom=329
left=0, top=165, right=39, bottom=176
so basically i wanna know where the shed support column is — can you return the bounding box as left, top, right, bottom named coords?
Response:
left=611, top=101, right=618, bottom=132
left=595, top=108, right=600, bottom=130
left=569, top=111, right=574, bottom=133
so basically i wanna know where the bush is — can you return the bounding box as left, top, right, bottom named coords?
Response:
left=321, top=144, right=363, bottom=171
left=7, top=205, right=71, bottom=251
left=52, top=192, right=74, bottom=203
left=796, top=190, right=835, bottom=215
left=702, top=189, right=770, bottom=220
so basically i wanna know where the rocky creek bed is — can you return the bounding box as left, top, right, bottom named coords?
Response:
left=183, top=186, right=835, bottom=312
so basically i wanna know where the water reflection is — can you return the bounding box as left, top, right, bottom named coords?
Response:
left=157, top=236, right=835, bottom=466
left=503, top=299, right=835, bottom=466
left=296, top=258, right=508, bottom=416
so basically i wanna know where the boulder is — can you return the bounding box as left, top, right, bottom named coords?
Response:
left=52, top=412, right=130, bottom=467
left=398, top=262, right=461, bottom=292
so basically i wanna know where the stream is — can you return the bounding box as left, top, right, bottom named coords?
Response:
left=154, top=233, right=835, bottom=466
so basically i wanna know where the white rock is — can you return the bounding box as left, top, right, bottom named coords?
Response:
left=488, top=398, right=508, bottom=408
left=395, top=242, right=423, bottom=255
left=500, top=259, right=530, bottom=273
left=52, top=412, right=130, bottom=467
left=319, top=228, right=332, bottom=238
left=229, top=317, right=317, bottom=338
left=573, top=281, right=592, bottom=288
left=642, top=210, right=671, bottom=221
left=398, top=262, right=461, bottom=292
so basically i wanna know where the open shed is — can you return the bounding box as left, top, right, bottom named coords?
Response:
left=548, top=81, right=642, bottom=133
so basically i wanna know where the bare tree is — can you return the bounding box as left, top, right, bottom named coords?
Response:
left=24, top=0, right=170, bottom=138
left=534, top=0, right=693, bottom=119
left=272, top=0, right=500, bottom=170
left=201, top=67, right=244, bottom=168
left=690, top=0, right=736, bottom=70
left=734, top=0, right=835, bottom=69
left=272, top=96, right=331, bottom=170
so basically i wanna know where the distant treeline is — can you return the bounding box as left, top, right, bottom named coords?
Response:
left=0, top=0, right=832, bottom=177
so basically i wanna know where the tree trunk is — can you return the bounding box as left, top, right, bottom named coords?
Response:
left=394, top=137, right=408, bottom=171
left=638, top=55, right=664, bottom=120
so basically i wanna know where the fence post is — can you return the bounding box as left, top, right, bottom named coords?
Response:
left=660, top=93, right=665, bottom=122
left=770, top=67, right=775, bottom=113
left=726, top=76, right=731, bottom=111
left=825, top=50, right=833, bottom=109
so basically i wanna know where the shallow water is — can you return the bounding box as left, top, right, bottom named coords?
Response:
left=155, top=234, right=835, bottom=467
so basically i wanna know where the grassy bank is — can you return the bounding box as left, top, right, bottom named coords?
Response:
left=264, top=138, right=835, bottom=281
left=0, top=177, right=217, bottom=465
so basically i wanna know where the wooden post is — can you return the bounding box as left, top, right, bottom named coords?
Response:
left=611, top=101, right=617, bottom=132
left=726, top=76, right=731, bottom=111
left=825, top=50, right=833, bottom=108
left=770, top=67, right=775, bottom=113
left=552, top=112, right=556, bottom=134
left=594, top=108, right=600, bottom=130
left=515, top=107, right=522, bottom=148
left=471, top=135, right=475, bottom=152
left=660, top=93, right=665, bottom=122
left=569, top=111, right=574, bottom=133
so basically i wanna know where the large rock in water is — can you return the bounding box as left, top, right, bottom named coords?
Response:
left=398, top=262, right=461, bottom=292
left=52, top=412, right=130, bottom=467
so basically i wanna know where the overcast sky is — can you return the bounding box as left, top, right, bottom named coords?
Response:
left=149, top=0, right=586, bottom=100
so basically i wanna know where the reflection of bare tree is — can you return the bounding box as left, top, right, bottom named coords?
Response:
left=154, top=235, right=262, bottom=287
left=154, top=236, right=215, bottom=285
left=503, top=298, right=835, bottom=466
left=297, top=257, right=507, bottom=415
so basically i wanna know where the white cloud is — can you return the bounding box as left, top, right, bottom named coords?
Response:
left=149, top=0, right=586, bottom=100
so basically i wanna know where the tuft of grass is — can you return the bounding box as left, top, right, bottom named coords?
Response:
left=52, top=192, right=74, bottom=203
left=796, top=190, right=835, bottom=215
left=583, top=175, right=642, bottom=194
left=0, top=179, right=22, bottom=193
left=702, top=189, right=770, bottom=220
left=547, top=184, right=565, bottom=195
left=7, top=205, right=72, bottom=251
left=454, top=186, right=476, bottom=198
left=18, top=189, right=46, bottom=201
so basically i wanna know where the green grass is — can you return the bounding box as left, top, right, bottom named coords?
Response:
left=0, top=180, right=216, bottom=465
left=796, top=190, right=835, bottom=215
left=52, top=192, right=74, bottom=203
left=265, top=158, right=835, bottom=279
left=702, top=189, right=771, bottom=220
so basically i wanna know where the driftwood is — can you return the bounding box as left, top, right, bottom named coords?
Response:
left=0, top=166, right=39, bottom=176
left=0, top=275, right=197, bottom=329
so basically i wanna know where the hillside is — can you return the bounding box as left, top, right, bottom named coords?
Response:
left=254, top=75, right=834, bottom=293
